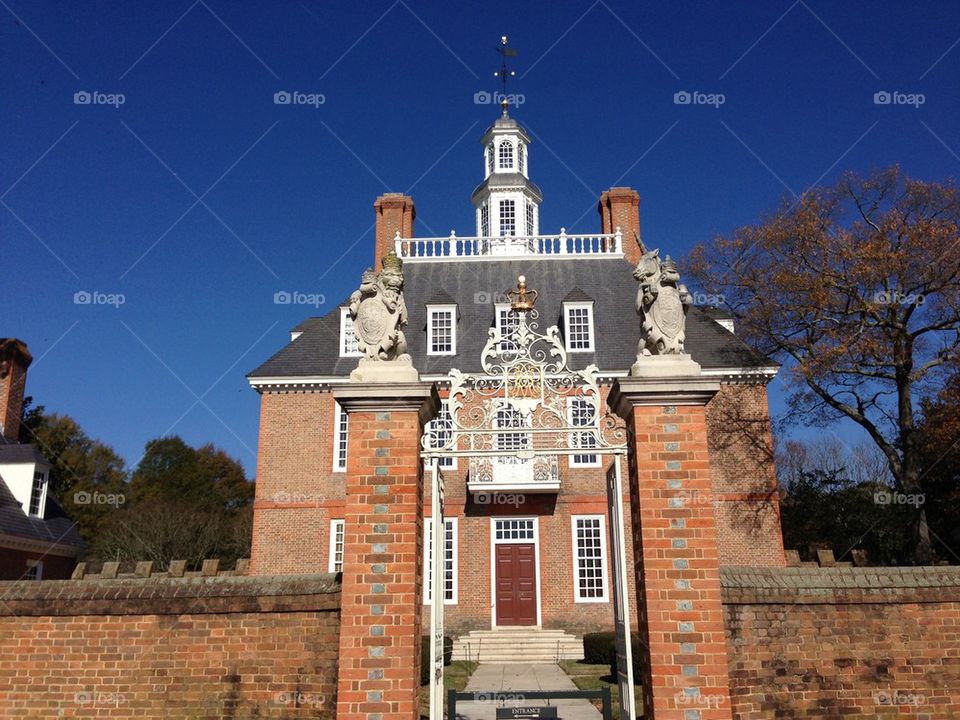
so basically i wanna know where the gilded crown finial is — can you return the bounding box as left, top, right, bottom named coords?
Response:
left=507, top=274, right=538, bottom=312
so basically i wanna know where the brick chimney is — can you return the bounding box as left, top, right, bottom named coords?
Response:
left=0, top=338, right=32, bottom=442
left=598, top=187, right=642, bottom=266
left=373, top=193, right=415, bottom=266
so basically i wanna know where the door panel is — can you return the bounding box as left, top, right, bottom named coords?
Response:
left=495, top=543, right=537, bottom=626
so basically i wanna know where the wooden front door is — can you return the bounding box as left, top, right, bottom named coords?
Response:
left=495, top=543, right=537, bottom=626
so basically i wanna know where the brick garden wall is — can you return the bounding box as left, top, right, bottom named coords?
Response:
left=0, top=574, right=341, bottom=718
left=722, top=566, right=960, bottom=719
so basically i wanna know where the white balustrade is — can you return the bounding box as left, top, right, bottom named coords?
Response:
left=394, top=227, right=624, bottom=261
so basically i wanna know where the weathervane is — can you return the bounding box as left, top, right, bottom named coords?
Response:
left=494, top=35, right=518, bottom=115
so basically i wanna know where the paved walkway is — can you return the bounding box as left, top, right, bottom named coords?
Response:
left=452, top=663, right=604, bottom=720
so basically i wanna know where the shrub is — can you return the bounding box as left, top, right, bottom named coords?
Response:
left=420, top=636, right=454, bottom=685
left=609, top=634, right=643, bottom=681
left=582, top=631, right=616, bottom=665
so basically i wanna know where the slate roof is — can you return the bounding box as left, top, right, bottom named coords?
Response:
left=0, top=443, right=84, bottom=551
left=248, top=257, right=775, bottom=380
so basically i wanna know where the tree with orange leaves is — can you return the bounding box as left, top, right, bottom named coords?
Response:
left=688, top=166, right=960, bottom=563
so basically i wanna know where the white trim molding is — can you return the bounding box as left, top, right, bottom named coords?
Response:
left=423, top=516, right=458, bottom=605
left=426, top=304, right=457, bottom=356
left=328, top=519, right=345, bottom=573
left=571, top=514, right=609, bottom=603
left=563, top=301, right=595, bottom=353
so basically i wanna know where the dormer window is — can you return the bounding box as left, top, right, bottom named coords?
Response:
left=28, top=471, right=46, bottom=517
left=340, top=307, right=362, bottom=357
left=498, top=141, right=514, bottom=170
left=427, top=305, right=457, bottom=355
left=564, top=301, right=595, bottom=352
left=495, top=304, right=519, bottom=352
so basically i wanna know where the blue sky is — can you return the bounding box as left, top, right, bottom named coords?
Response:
left=3, top=0, right=958, bottom=475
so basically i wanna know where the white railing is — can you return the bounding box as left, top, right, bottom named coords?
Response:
left=395, top=227, right=623, bottom=261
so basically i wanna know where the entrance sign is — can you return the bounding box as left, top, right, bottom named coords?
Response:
left=421, top=277, right=630, bottom=720
left=606, top=461, right=636, bottom=720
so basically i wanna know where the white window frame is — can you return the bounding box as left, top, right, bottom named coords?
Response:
left=571, top=515, right=609, bottom=603
left=25, top=559, right=43, bottom=581
left=28, top=471, right=47, bottom=518
left=328, top=519, right=345, bottom=573
left=517, top=141, right=525, bottom=176
left=495, top=303, right=519, bottom=352
left=480, top=203, right=490, bottom=236
left=564, top=302, right=595, bottom=353
left=332, top=400, right=348, bottom=472
left=427, top=304, right=457, bottom=356
left=567, top=397, right=601, bottom=468
left=339, top=307, right=363, bottom=357
left=499, top=198, right=516, bottom=236
left=498, top=140, right=514, bottom=170
left=428, top=400, right=457, bottom=469
left=423, top=517, right=458, bottom=605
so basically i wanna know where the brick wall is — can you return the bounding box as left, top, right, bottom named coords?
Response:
left=722, top=566, right=960, bottom=718
left=707, top=384, right=785, bottom=567
left=0, top=574, right=341, bottom=718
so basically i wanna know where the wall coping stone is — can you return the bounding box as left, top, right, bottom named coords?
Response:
left=0, top=573, right=341, bottom=617
left=721, top=565, right=960, bottom=605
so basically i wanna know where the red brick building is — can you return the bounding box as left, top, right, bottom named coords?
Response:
left=247, top=108, right=785, bottom=656
left=0, top=338, right=84, bottom=580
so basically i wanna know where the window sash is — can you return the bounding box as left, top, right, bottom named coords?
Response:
left=496, top=305, right=519, bottom=352
left=572, top=515, right=608, bottom=602
left=28, top=473, right=44, bottom=516
left=499, top=199, right=516, bottom=236
left=428, top=401, right=457, bottom=469
left=328, top=519, right=345, bottom=573
left=340, top=308, right=362, bottom=357
left=525, top=202, right=534, bottom=235
left=564, top=303, right=595, bottom=352
left=424, top=518, right=457, bottom=604
left=333, top=401, right=348, bottom=472
left=427, top=307, right=456, bottom=355
left=494, top=518, right=535, bottom=541
left=498, top=141, right=514, bottom=170
left=569, top=398, right=599, bottom=467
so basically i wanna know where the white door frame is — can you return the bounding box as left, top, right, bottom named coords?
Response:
left=488, top=516, right=542, bottom=629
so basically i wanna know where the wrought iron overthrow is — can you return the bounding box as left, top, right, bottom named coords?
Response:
left=421, top=281, right=627, bottom=461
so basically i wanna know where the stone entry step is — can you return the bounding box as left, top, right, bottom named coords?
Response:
left=452, top=628, right=585, bottom=664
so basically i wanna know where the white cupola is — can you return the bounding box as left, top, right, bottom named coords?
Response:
left=471, top=102, right=542, bottom=238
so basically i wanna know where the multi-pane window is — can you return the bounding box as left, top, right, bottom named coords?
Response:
left=495, top=406, right=530, bottom=452
left=525, top=202, right=535, bottom=236
left=564, top=303, right=595, bottom=352
left=333, top=401, right=348, bottom=472
left=569, top=397, right=600, bottom=467
left=496, top=305, right=519, bottom=352
left=499, top=199, right=516, bottom=236
left=24, top=560, right=42, bottom=581
left=487, top=143, right=495, bottom=176
left=340, top=308, right=362, bottom=356
left=572, top=516, right=608, bottom=601
left=498, top=141, right=514, bottom=170
left=424, top=517, right=457, bottom=604
left=480, top=203, right=490, bottom=236
left=428, top=400, right=456, bottom=469
left=517, top=142, right=525, bottom=175
left=494, top=518, right=535, bottom=541
left=427, top=306, right=456, bottom=355
left=328, top=519, right=345, bottom=572
left=28, top=472, right=45, bottom=516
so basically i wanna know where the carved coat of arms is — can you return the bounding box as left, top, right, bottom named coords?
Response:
left=348, top=252, right=410, bottom=362
left=634, top=248, right=692, bottom=357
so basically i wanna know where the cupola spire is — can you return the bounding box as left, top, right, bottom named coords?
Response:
left=495, top=35, right=517, bottom=116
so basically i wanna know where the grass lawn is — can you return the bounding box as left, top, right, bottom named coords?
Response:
left=559, top=660, right=643, bottom=720
left=419, top=660, right=478, bottom=719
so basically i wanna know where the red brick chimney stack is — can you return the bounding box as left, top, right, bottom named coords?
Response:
left=598, top=187, right=642, bottom=266
left=0, top=338, right=33, bottom=442
left=373, top=193, right=415, bottom=266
